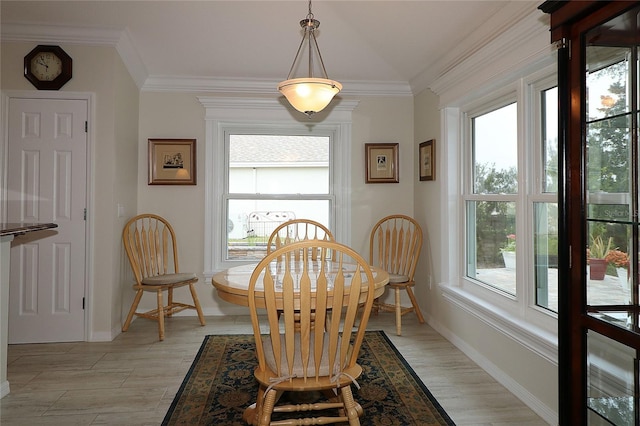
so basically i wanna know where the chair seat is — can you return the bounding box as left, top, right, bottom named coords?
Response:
left=262, top=332, right=345, bottom=378
left=388, top=273, right=409, bottom=283
left=255, top=363, right=363, bottom=391
left=141, top=272, right=197, bottom=285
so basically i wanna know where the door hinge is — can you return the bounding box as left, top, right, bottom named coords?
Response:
left=82, top=297, right=85, bottom=310
left=553, top=38, right=571, bottom=59
left=84, top=208, right=87, bottom=221
left=85, top=121, right=88, bottom=132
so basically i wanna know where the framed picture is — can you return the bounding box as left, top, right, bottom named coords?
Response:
left=419, top=139, right=435, bottom=181
left=365, top=143, right=399, bottom=183
left=148, top=138, right=196, bottom=185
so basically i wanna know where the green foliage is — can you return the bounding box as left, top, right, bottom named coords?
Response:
left=473, top=164, right=517, bottom=266
left=589, top=235, right=613, bottom=259
left=474, top=163, right=517, bottom=194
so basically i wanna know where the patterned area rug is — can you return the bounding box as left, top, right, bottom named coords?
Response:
left=163, top=331, right=455, bottom=425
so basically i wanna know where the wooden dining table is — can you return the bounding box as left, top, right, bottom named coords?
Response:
left=211, top=260, right=390, bottom=308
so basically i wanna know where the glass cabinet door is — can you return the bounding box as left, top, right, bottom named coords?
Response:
left=585, top=12, right=637, bottom=317
left=584, top=6, right=640, bottom=425
left=541, top=1, right=640, bottom=424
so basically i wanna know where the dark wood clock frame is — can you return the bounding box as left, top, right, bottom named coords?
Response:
left=23, top=45, right=72, bottom=90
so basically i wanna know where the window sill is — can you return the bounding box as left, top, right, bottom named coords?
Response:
left=440, top=284, right=558, bottom=364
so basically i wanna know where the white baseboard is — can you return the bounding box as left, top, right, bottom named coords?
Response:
left=0, top=379, right=9, bottom=399
left=427, top=314, right=558, bottom=425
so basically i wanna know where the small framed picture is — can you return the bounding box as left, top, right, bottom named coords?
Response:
left=148, top=138, right=196, bottom=185
left=365, top=143, right=399, bottom=183
left=419, top=139, right=435, bottom=181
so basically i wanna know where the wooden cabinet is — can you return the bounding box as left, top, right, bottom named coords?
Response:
left=540, top=1, right=640, bottom=424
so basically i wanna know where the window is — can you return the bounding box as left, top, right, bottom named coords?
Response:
left=226, top=133, right=332, bottom=262
left=535, top=86, right=558, bottom=312
left=200, top=97, right=356, bottom=276
left=466, top=102, right=518, bottom=295
left=463, top=76, right=559, bottom=314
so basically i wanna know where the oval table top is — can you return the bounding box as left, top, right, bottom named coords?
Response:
left=212, top=261, right=389, bottom=307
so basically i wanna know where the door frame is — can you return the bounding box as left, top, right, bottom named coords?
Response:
left=1, top=90, right=94, bottom=342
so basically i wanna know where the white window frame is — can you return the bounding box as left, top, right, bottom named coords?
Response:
left=440, top=65, right=559, bottom=363
left=463, top=92, right=519, bottom=298
left=199, top=97, right=358, bottom=278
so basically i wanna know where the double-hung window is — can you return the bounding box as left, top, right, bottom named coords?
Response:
left=225, top=131, right=333, bottom=262
left=466, top=100, right=519, bottom=295
left=462, top=74, right=558, bottom=315
left=201, top=97, right=355, bottom=275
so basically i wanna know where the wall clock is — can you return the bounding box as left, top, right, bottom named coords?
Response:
left=24, top=45, right=72, bottom=90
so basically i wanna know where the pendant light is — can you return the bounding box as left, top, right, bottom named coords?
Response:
left=278, top=0, right=342, bottom=117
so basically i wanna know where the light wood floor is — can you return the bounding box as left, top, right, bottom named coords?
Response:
left=1, top=314, right=548, bottom=425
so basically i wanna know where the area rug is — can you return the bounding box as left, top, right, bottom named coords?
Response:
left=163, top=330, right=455, bottom=425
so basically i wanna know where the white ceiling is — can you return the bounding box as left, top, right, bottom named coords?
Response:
left=1, top=1, right=543, bottom=94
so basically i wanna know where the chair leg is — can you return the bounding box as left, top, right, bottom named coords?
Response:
left=189, top=283, right=206, bottom=326
left=157, top=289, right=165, bottom=341
left=340, top=385, right=361, bottom=426
left=122, top=289, right=144, bottom=332
left=395, top=287, right=402, bottom=336
left=259, top=388, right=278, bottom=426
left=167, top=288, right=174, bottom=317
left=406, top=287, right=425, bottom=323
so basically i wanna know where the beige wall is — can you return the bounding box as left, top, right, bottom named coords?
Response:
left=412, top=88, right=441, bottom=313
left=1, top=42, right=139, bottom=339
left=136, top=92, right=415, bottom=312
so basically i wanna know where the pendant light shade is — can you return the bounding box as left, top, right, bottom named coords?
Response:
left=278, top=78, right=342, bottom=115
left=278, top=1, right=342, bottom=117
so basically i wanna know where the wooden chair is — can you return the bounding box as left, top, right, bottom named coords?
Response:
left=122, top=214, right=205, bottom=341
left=369, top=214, right=425, bottom=335
left=267, top=218, right=334, bottom=256
left=267, top=219, right=335, bottom=325
left=244, top=240, right=376, bottom=426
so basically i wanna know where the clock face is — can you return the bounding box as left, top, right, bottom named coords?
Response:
left=24, top=45, right=72, bottom=90
left=30, top=52, right=63, bottom=81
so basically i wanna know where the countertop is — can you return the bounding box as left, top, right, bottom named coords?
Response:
left=0, top=223, right=58, bottom=237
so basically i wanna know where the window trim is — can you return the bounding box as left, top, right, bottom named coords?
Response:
left=199, top=97, right=358, bottom=277
left=450, top=67, right=559, bottom=336
left=224, top=127, right=335, bottom=260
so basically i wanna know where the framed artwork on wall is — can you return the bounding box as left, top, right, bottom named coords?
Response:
left=419, top=139, right=435, bottom=181
left=148, top=138, right=197, bottom=185
left=365, top=143, right=399, bottom=183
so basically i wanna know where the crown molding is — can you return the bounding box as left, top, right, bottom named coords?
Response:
left=411, top=2, right=543, bottom=96
left=115, top=28, right=147, bottom=90
left=429, top=8, right=553, bottom=105
left=1, top=22, right=120, bottom=45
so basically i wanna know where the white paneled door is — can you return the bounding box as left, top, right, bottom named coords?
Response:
left=7, top=98, right=87, bottom=343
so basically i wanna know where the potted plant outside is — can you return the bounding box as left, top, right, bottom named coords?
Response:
left=605, top=249, right=630, bottom=284
left=500, top=234, right=516, bottom=269
left=588, top=235, right=613, bottom=280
